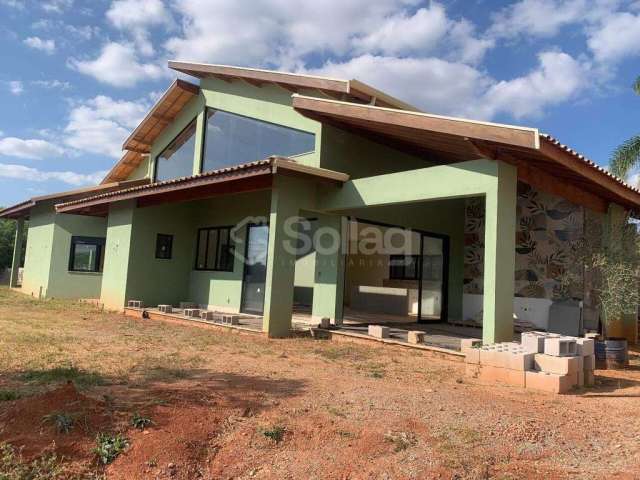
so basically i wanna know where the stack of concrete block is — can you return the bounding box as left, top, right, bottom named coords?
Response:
left=183, top=308, right=201, bottom=318
left=577, top=337, right=596, bottom=387
left=464, top=332, right=597, bottom=394
left=201, top=311, right=215, bottom=321
left=221, top=314, right=240, bottom=325
left=368, top=325, right=390, bottom=339
left=127, top=300, right=142, bottom=308
left=464, top=341, right=533, bottom=388
left=158, top=304, right=172, bottom=314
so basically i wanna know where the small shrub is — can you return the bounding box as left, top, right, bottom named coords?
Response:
left=0, top=442, right=64, bottom=479
left=21, top=367, right=105, bottom=387
left=384, top=431, right=417, bottom=452
left=261, top=425, right=286, bottom=443
left=0, top=390, right=20, bottom=402
left=93, top=433, right=128, bottom=465
left=131, top=413, right=153, bottom=431
left=42, top=412, right=75, bottom=434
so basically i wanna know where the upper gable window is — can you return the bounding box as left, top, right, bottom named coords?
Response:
left=202, top=109, right=315, bottom=173
left=154, top=119, right=197, bottom=182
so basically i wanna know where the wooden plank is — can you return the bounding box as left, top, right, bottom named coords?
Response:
left=293, top=95, right=539, bottom=149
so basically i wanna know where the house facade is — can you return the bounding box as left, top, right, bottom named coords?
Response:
left=3, top=62, right=639, bottom=344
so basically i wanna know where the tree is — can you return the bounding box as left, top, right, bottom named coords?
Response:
left=609, top=76, right=640, bottom=180
left=0, top=215, right=16, bottom=270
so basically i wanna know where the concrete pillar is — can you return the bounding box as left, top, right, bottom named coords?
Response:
left=263, top=176, right=313, bottom=337
left=311, top=214, right=346, bottom=325
left=9, top=217, right=24, bottom=288
left=482, top=161, right=517, bottom=344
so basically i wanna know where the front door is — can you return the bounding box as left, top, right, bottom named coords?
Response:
left=240, top=224, right=269, bottom=315
left=418, top=234, right=449, bottom=323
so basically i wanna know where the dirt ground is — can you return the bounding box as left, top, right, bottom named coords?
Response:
left=0, top=287, right=639, bottom=479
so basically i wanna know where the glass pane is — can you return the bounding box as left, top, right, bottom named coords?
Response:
left=216, top=228, right=234, bottom=271
left=205, top=229, right=219, bottom=269
left=203, top=110, right=315, bottom=173
left=196, top=230, right=208, bottom=269
left=73, top=244, right=98, bottom=271
left=241, top=225, right=269, bottom=314
left=155, top=120, right=197, bottom=181
left=420, top=237, right=444, bottom=321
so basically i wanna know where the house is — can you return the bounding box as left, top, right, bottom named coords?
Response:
left=2, top=62, right=639, bottom=345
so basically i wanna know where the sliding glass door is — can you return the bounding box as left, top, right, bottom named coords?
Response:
left=418, top=234, right=448, bottom=323
left=240, top=224, right=269, bottom=315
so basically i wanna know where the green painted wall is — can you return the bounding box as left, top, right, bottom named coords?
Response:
left=47, top=213, right=107, bottom=298
left=127, top=156, right=150, bottom=181
left=101, top=201, right=135, bottom=310
left=187, top=190, right=270, bottom=311
left=319, top=124, right=433, bottom=178
left=21, top=203, right=55, bottom=298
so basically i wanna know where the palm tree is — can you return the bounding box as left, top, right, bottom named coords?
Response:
left=609, top=76, right=640, bottom=180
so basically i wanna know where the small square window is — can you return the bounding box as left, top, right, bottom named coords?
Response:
left=155, top=234, right=173, bottom=259
left=69, top=236, right=105, bottom=272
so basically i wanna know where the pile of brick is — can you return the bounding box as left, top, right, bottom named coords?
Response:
left=463, top=331, right=595, bottom=393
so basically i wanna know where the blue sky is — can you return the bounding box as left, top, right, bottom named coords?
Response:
left=1, top=0, right=640, bottom=206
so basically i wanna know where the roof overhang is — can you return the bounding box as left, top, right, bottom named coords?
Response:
left=292, top=95, right=640, bottom=212
left=100, top=79, right=200, bottom=185
left=168, top=61, right=418, bottom=111
left=0, top=179, right=151, bottom=220
left=57, top=157, right=349, bottom=216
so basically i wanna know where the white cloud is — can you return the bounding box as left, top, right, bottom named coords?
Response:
left=481, top=51, right=587, bottom=119
left=107, top=0, right=172, bottom=55
left=0, top=163, right=106, bottom=186
left=8, top=80, right=23, bottom=95
left=41, top=0, right=73, bottom=13
left=587, top=11, right=640, bottom=62
left=489, top=0, right=587, bottom=39
left=0, top=0, right=24, bottom=9
left=309, top=51, right=586, bottom=120
left=31, top=79, right=71, bottom=90
left=0, top=137, right=64, bottom=160
left=69, top=42, right=165, bottom=87
left=23, top=36, right=56, bottom=54
left=63, top=95, right=149, bottom=157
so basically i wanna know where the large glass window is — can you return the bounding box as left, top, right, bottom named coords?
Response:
left=202, top=109, right=315, bottom=173
left=154, top=119, right=197, bottom=181
left=68, top=236, right=105, bottom=272
left=195, top=226, right=234, bottom=271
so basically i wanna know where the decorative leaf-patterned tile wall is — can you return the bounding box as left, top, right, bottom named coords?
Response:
left=464, top=182, right=584, bottom=299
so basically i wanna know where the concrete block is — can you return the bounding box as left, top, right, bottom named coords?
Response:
left=184, top=308, right=201, bottom=318
left=222, top=314, right=240, bottom=325
left=584, top=370, right=595, bottom=387
left=534, top=354, right=582, bottom=375
left=506, top=352, right=535, bottom=371
left=127, top=300, right=142, bottom=308
left=368, top=325, right=390, bottom=339
left=460, top=338, right=482, bottom=349
left=544, top=337, right=577, bottom=357
left=158, top=304, right=172, bottom=314
left=463, top=347, right=480, bottom=364
left=477, top=365, right=526, bottom=388
left=201, top=311, right=215, bottom=321
left=318, top=317, right=330, bottom=329
left=521, top=332, right=545, bottom=353
left=479, top=347, right=500, bottom=367
left=407, top=330, right=424, bottom=344
left=179, top=302, right=197, bottom=309
left=576, top=338, right=595, bottom=356
left=525, top=370, right=576, bottom=394
left=583, top=354, right=596, bottom=371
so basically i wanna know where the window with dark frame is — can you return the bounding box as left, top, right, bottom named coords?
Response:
left=195, top=226, right=235, bottom=271
left=155, top=234, right=173, bottom=259
left=68, top=236, right=105, bottom=273
left=389, top=255, right=420, bottom=280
